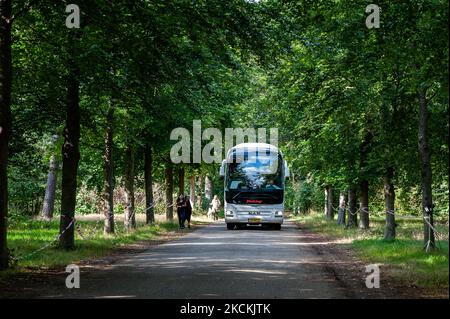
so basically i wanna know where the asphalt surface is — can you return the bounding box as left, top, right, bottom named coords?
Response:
left=44, top=220, right=349, bottom=299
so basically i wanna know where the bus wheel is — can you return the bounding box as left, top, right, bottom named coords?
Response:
left=226, top=223, right=235, bottom=230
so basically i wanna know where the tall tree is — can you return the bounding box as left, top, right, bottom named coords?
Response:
left=59, top=37, right=80, bottom=250
left=196, top=174, right=203, bottom=208
left=144, top=144, right=154, bottom=224
left=41, top=153, right=58, bottom=220
left=189, top=175, right=196, bottom=209
left=358, top=129, right=372, bottom=229
left=324, top=186, right=334, bottom=220
left=418, top=89, right=435, bottom=251
left=205, top=175, right=213, bottom=204
left=383, top=167, right=396, bottom=241
left=0, top=0, right=12, bottom=269
left=346, top=188, right=357, bottom=228
left=165, top=160, right=173, bottom=221
left=336, top=191, right=346, bottom=225
left=102, top=106, right=114, bottom=234
left=178, top=166, right=185, bottom=196
left=124, top=144, right=136, bottom=230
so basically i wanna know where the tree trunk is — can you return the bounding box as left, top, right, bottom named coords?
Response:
left=418, top=89, right=435, bottom=251
left=124, top=145, right=136, bottom=230
left=383, top=166, right=396, bottom=241
left=205, top=175, right=213, bottom=204
left=102, top=108, right=114, bottom=234
left=144, top=144, right=154, bottom=224
left=154, top=182, right=162, bottom=208
left=165, top=161, right=173, bottom=221
left=178, top=166, right=185, bottom=196
left=346, top=187, right=357, bottom=228
left=0, top=0, right=12, bottom=269
left=196, top=174, right=203, bottom=208
left=325, top=186, right=334, bottom=220
left=42, top=155, right=58, bottom=221
left=359, top=180, right=370, bottom=229
left=59, top=47, right=80, bottom=250
left=358, top=129, right=372, bottom=229
left=189, top=175, right=195, bottom=209
left=337, top=191, right=346, bottom=225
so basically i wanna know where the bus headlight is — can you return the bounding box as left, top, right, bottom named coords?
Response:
left=225, top=210, right=234, bottom=217
left=275, top=211, right=283, bottom=217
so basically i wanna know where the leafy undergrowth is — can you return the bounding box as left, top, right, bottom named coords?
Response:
left=4, top=215, right=185, bottom=271
left=294, top=213, right=449, bottom=291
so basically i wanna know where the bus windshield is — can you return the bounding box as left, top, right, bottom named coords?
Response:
left=226, top=152, right=283, bottom=191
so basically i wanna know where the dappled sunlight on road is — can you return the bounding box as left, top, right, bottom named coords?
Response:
left=43, top=220, right=351, bottom=299
left=160, top=241, right=337, bottom=246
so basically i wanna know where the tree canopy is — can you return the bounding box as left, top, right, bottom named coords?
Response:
left=0, top=0, right=447, bottom=269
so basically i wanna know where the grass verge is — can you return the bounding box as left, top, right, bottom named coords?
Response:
left=293, top=213, right=449, bottom=291
left=2, top=215, right=186, bottom=273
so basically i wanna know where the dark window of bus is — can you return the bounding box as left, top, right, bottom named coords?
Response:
left=225, top=151, right=284, bottom=204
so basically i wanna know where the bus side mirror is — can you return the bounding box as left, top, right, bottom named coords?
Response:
left=219, top=159, right=226, bottom=180
left=284, top=160, right=290, bottom=180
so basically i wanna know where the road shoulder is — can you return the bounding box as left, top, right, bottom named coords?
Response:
left=0, top=223, right=207, bottom=298
left=294, top=221, right=446, bottom=299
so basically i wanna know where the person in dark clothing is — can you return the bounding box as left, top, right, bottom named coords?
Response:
left=176, top=194, right=187, bottom=229
left=184, top=195, right=192, bottom=228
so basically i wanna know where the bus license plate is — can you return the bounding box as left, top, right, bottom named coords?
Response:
left=248, top=218, right=261, bottom=223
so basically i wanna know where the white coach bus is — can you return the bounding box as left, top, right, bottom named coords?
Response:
left=219, top=143, right=289, bottom=230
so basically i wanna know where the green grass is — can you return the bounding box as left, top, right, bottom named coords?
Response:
left=294, top=213, right=449, bottom=290
left=6, top=217, right=180, bottom=270
left=353, top=239, right=449, bottom=288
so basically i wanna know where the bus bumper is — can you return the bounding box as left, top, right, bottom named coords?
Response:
left=225, top=215, right=283, bottom=225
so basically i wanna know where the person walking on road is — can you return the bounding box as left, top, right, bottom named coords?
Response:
left=176, top=194, right=187, bottom=229
left=208, top=195, right=221, bottom=220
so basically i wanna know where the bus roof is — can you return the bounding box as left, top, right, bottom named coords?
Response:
left=226, top=143, right=280, bottom=157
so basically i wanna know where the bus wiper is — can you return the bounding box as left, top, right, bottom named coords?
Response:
left=232, top=191, right=244, bottom=201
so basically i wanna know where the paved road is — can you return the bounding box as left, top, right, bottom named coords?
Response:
left=45, top=221, right=349, bottom=298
